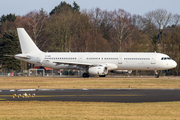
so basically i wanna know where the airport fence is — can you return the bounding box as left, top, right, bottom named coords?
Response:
left=0, top=69, right=84, bottom=77
left=0, top=68, right=176, bottom=77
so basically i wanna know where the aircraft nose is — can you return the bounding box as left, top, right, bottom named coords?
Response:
left=171, top=60, right=177, bottom=68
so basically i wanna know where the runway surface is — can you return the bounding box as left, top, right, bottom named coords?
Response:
left=0, top=89, right=180, bottom=102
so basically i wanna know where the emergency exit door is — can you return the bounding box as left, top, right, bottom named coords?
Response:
left=118, top=55, right=123, bottom=64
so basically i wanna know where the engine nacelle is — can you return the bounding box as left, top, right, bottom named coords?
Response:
left=88, top=66, right=108, bottom=75
left=111, top=70, right=132, bottom=74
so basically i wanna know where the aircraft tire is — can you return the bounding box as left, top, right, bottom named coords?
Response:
left=155, top=74, right=159, bottom=78
left=82, top=73, right=89, bottom=78
left=99, top=75, right=106, bottom=77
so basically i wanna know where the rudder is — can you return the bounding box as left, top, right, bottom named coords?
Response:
left=17, top=28, right=42, bottom=54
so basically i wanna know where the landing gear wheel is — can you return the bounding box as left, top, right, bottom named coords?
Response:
left=99, top=75, right=106, bottom=77
left=154, top=70, right=159, bottom=78
left=82, top=73, right=89, bottom=78
left=155, top=74, right=159, bottom=78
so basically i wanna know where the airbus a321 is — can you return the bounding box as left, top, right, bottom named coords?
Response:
left=14, top=28, right=177, bottom=78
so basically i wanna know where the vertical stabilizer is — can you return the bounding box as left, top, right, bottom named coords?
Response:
left=17, top=28, right=43, bottom=54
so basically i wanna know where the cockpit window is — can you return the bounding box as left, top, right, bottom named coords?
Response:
left=161, top=57, right=171, bottom=60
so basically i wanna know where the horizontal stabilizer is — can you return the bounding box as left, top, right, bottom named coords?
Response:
left=4, top=54, right=30, bottom=59
left=4, top=55, right=15, bottom=57
left=15, top=54, right=30, bottom=59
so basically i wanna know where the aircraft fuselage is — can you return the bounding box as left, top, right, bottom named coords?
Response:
left=15, top=52, right=177, bottom=71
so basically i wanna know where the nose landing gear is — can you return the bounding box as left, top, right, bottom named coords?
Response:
left=155, top=70, right=159, bottom=78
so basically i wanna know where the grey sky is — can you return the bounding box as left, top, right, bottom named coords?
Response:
left=0, top=0, right=180, bottom=16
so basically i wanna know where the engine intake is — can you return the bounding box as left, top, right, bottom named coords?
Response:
left=88, top=66, right=108, bottom=75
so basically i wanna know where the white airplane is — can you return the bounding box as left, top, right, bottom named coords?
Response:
left=14, top=28, right=177, bottom=78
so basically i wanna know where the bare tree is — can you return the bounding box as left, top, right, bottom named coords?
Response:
left=132, top=14, right=146, bottom=31
left=45, top=10, right=73, bottom=52
left=172, top=14, right=180, bottom=27
left=83, top=8, right=103, bottom=51
left=163, top=27, right=180, bottom=75
left=110, top=9, right=134, bottom=52
left=144, top=9, right=172, bottom=52
left=23, top=9, right=48, bottom=49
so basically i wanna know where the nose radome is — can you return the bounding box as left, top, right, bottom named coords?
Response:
left=172, top=60, right=177, bottom=68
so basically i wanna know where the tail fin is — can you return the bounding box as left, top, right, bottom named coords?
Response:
left=17, top=28, right=43, bottom=54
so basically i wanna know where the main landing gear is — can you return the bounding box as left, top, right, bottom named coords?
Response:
left=99, top=75, right=106, bottom=77
left=82, top=73, right=106, bottom=78
left=82, top=73, right=89, bottom=78
left=154, top=70, right=159, bottom=78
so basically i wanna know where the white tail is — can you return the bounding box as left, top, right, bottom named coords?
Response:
left=17, top=28, right=43, bottom=54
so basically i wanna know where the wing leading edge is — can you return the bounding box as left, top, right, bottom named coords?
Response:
left=53, top=61, right=93, bottom=66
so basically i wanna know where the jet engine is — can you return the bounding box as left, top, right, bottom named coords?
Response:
left=88, top=66, right=108, bottom=75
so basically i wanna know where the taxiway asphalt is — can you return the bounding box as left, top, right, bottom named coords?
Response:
left=0, top=89, right=180, bottom=102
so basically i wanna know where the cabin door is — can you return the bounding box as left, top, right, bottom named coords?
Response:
left=151, top=54, right=156, bottom=64
left=78, top=55, right=83, bottom=63
left=118, top=55, right=123, bottom=64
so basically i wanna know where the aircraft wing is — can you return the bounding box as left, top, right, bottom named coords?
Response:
left=53, top=61, right=93, bottom=66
